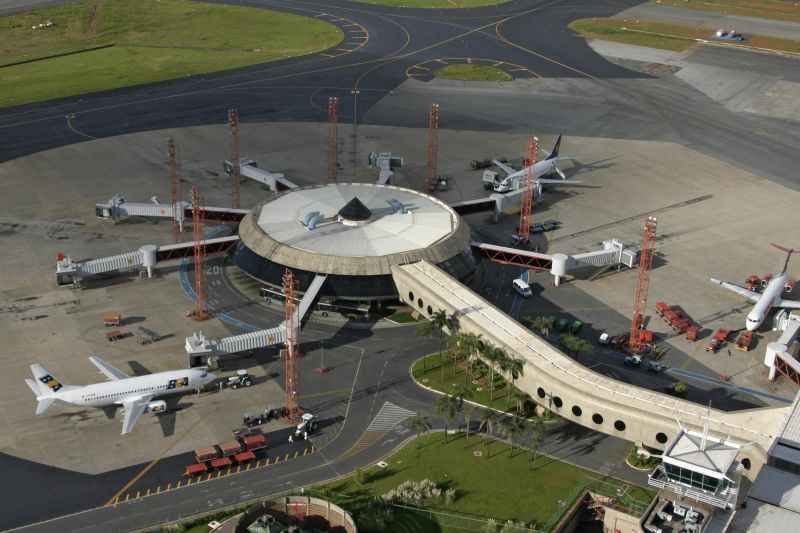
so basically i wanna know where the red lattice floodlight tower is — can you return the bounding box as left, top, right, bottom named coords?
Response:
left=629, top=217, right=658, bottom=353
left=228, top=108, right=241, bottom=209
left=283, top=269, right=302, bottom=423
left=425, top=103, right=440, bottom=193
left=328, top=97, right=339, bottom=184
left=516, top=136, right=539, bottom=245
left=189, top=186, right=210, bottom=321
left=168, top=138, right=182, bottom=242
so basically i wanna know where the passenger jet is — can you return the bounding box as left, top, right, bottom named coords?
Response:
left=492, top=134, right=576, bottom=184
left=25, top=356, right=216, bottom=434
left=710, top=244, right=800, bottom=331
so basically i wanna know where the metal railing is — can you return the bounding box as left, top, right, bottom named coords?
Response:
left=647, top=466, right=736, bottom=509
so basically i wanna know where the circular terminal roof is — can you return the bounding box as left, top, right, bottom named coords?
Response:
left=237, top=183, right=471, bottom=276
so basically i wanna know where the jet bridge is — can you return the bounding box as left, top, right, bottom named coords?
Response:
left=184, top=274, right=327, bottom=367
left=95, top=195, right=248, bottom=227
left=766, top=311, right=800, bottom=385
left=55, top=235, right=239, bottom=286
left=471, top=238, right=638, bottom=286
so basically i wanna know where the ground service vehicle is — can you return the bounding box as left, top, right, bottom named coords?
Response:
left=512, top=278, right=532, bottom=298
left=227, top=369, right=253, bottom=389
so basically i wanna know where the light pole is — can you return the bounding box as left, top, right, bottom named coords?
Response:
left=351, top=89, right=360, bottom=180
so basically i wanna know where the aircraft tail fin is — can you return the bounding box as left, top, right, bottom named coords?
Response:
left=29, top=364, right=68, bottom=395
left=546, top=135, right=562, bottom=160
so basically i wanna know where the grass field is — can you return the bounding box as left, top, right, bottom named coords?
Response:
left=354, top=0, right=508, bottom=7
left=653, top=0, right=800, bottom=24
left=318, top=433, right=654, bottom=532
left=412, top=352, right=527, bottom=415
left=436, top=63, right=512, bottom=82
left=570, top=17, right=800, bottom=54
left=0, top=0, right=343, bottom=108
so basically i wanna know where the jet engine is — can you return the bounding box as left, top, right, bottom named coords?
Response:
left=146, top=400, right=167, bottom=414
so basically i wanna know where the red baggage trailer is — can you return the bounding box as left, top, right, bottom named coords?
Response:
left=210, top=457, right=232, bottom=469
left=184, top=463, right=208, bottom=477
left=233, top=450, right=256, bottom=464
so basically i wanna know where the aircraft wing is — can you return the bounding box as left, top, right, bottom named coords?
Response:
left=492, top=160, right=517, bottom=175
left=119, top=395, right=152, bottom=435
left=89, top=356, right=130, bottom=381
left=709, top=278, right=761, bottom=303
left=777, top=299, right=800, bottom=309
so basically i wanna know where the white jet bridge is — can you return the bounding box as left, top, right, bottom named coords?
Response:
left=184, top=273, right=327, bottom=366
left=95, top=194, right=249, bottom=228
left=56, top=235, right=240, bottom=286
left=472, top=238, right=638, bottom=286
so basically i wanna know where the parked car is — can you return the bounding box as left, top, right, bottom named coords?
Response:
left=713, top=29, right=744, bottom=41
left=624, top=355, right=642, bottom=367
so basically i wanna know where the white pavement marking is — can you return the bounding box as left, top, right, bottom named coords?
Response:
left=366, top=401, right=416, bottom=433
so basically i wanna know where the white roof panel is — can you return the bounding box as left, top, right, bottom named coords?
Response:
left=256, top=184, right=457, bottom=257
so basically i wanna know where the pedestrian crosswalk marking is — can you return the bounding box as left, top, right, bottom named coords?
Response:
left=366, top=401, right=416, bottom=432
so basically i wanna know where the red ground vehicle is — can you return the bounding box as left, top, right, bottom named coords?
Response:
left=705, top=329, right=730, bottom=352
left=185, top=433, right=268, bottom=475
left=736, top=331, right=754, bottom=351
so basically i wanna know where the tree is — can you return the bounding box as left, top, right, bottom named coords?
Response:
left=500, top=416, right=525, bottom=455
left=408, top=415, right=432, bottom=454
left=511, top=388, right=528, bottom=416
left=505, top=357, right=525, bottom=408
left=478, top=410, right=495, bottom=457
left=460, top=332, right=484, bottom=385
left=526, top=416, right=545, bottom=466
left=487, top=346, right=509, bottom=402
left=452, top=383, right=473, bottom=408
left=525, top=315, right=554, bottom=337
left=673, top=382, right=687, bottom=395
left=463, top=403, right=476, bottom=441
left=436, top=394, right=460, bottom=443
left=561, top=334, right=592, bottom=357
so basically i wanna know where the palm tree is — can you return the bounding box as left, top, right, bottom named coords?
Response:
left=448, top=333, right=470, bottom=378
left=436, top=394, right=460, bottom=443
left=478, top=410, right=495, bottom=457
left=487, top=346, right=508, bottom=402
left=459, top=332, right=483, bottom=385
left=497, top=416, right=523, bottom=455
left=463, top=403, right=476, bottom=441
left=408, top=415, right=432, bottom=454
left=511, top=388, right=528, bottom=416
left=526, top=416, right=545, bottom=466
left=452, top=383, right=473, bottom=408
left=505, top=357, right=525, bottom=408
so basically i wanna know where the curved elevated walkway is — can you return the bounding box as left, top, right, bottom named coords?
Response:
left=391, top=260, right=790, bottom=479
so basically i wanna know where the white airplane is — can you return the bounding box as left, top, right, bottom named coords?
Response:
left=25, top=356, right=216, bottom=435
left=710, top=244, right=800, bottom=331
left=489, top=135, right=579, bottom=193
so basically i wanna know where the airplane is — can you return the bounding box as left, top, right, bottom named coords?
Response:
left=710, top=244, right=800, bottom=331
left=487, top=135, right=580, bottom=193
left=25, top=356, right=216, bottom=435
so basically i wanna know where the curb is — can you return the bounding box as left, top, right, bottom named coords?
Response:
left=409, top=354, right=561, bottom=425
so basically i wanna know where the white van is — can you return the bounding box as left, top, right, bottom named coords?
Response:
left=512, top=278, right=532, bottom=298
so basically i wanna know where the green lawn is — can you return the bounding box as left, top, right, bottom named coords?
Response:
left=569, top=17, right=800, bottom=54
left=436, top=64, right=512, bottom=82
left=317, top=433, right=654, bottom=532
left=412, top=352, right=528, bottom=416
left=653, top=0, right=800, bottom=24
left=0, top=0, right=343, bottom=108
left=354, top=0, right=508, bottom=7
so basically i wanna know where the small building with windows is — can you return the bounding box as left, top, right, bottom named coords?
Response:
left=648, top=426, right=743, bottom=510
